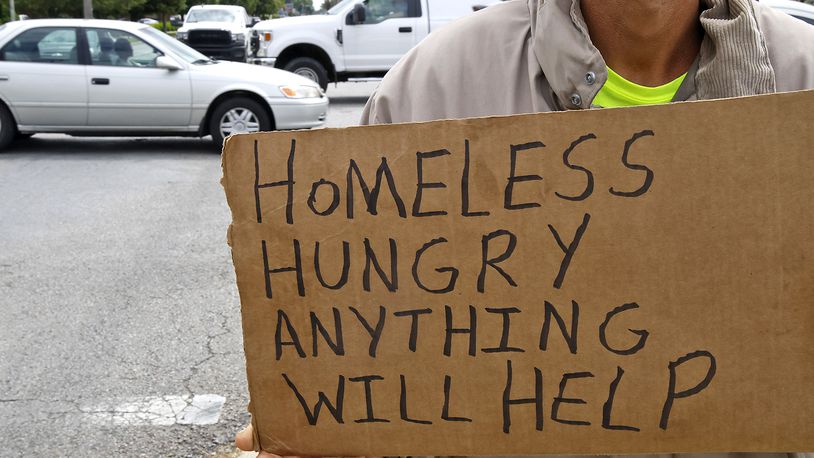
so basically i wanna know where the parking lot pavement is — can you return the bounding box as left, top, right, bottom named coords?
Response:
left=324, top=80, right=379, bottom=128
left=0, top=82, right=375, bottom=457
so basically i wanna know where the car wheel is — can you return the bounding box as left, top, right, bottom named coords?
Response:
left=283, top=57, right=329, bottom=90
left=209, top=96, right=272, bottom=147
left=0, top=103, right=16, bottom=152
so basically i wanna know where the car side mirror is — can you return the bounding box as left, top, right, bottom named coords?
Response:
left=250, top=17, right=260, bottom=26
left=156, top=55, right=183, bottom=71
left=351, top=4, right=366, bottom=24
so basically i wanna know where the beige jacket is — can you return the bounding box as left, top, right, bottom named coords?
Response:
left=361, top=0, right=814, bottom=124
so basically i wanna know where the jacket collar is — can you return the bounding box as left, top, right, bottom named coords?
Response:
left=529, top=0, right=776, bottom=110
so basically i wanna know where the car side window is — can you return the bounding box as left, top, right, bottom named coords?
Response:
left=86, top=28, right=162, bottom=68
left=793, top=15, right=814, bottom=26
left=361, top=0, right=417, bottom=24
left=0, top=27, right=79, bottom=64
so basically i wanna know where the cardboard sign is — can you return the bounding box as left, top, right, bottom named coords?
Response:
left=221, top=91, right=814, bottom=456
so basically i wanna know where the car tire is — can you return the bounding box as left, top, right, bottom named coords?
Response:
left=0, top=103, right=16, bottom=152
left=209, top=96, right=272, bottom=148
left=283, top=57, right=329, bottom=90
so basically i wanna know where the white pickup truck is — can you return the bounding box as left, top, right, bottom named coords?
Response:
left=176, top=5, right=256, bottom=62
left=250, top=0, right=502, bottom=89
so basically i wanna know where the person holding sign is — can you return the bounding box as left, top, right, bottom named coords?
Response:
left=361, top=0, right=814, bottom=123
left=236, top=0, right=814, bottom=456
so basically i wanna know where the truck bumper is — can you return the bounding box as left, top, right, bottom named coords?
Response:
left=183, top=43, right=247, bottom=62
left=268, top=96, right=329, bottom=130
left=249, top=56, right=277, bottom=66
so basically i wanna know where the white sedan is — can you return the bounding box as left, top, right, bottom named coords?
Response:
left=0, top=19, right=328, bottom=150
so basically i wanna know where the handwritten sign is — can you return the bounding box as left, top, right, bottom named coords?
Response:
left=222, top=91, right=814, bottom=456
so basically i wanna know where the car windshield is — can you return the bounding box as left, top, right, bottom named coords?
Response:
left=140, top=26, right=212, bottom=64
left=327, top=0, right=357, bottom=14
left=186, top=9, right=238, bottom=23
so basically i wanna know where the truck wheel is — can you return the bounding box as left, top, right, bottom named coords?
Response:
left=284, top=57, right=329, bottom=90
left=0, top=103, right=16, bottom=152
left=209, top=96, right=272, bottom=148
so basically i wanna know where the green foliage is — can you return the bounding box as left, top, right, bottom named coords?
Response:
left=150, top=21, right=176, bottom=31
left=144, top=0, right=186, bottom=18
left=255, top=0, right=286, bottom=17
left=95, top=0, right=147, bottom=19
left=13, top=0, right=178, bottom=20
left=3, top=0, right=314, bottom=22
left=321, top=0, right=340, bottom=11
left=320, top=0, right=341, bottom=11
left=15, top=0, right=82, bottom=18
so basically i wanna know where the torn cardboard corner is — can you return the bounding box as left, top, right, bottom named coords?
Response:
left=221, top=90, right=814, bottom=456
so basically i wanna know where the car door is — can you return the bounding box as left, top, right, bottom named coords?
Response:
left=0, top=26, right=87, bottom=127
left=84, top=27, right=192, bottom=129
left=341, top=0, right=421, bottom=71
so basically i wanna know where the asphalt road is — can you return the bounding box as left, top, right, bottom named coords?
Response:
left=0, top=82, right=377, bottom=457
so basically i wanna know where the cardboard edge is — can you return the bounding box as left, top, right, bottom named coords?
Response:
left=221, top=133, right=261, bottom=453
left=247, top=90, right=813, bottom=137
left=250, top=403, right=261, bottom=453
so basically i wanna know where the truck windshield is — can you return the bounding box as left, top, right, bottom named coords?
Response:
left=186, top=9, right=238, bottom=23
left=327, top=0, right=357, bottom=14
left=141, top=26, right=212, bottom=64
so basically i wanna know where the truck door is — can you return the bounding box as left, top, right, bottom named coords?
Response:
left=341, top=0, right=422, bottom=71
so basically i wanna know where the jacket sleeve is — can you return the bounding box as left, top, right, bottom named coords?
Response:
left=359, top=88, right=389, bottom=125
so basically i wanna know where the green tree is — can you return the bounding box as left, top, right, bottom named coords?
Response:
left=252, top=0, right=285, bottom=18
left=15, top=0, right=81, bottom=18
left=320, top=0, right=341, bottom=11
left=95, top=0, right=147, bottom=19
left=136, top=0, right=186, bottom=28
left=14, top=0, right=151, bottom=19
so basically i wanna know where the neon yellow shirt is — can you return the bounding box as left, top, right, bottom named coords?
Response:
left=592, top=67, right=687, bottom=108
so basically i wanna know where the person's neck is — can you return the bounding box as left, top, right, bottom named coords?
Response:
left=581, top=0, right=704, bottom=86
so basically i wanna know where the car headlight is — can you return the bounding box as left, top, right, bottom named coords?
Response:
left=232, top=32, right=245, bottom=42
left=279, top=85, right=323, bottom=99
left=258, top=31, right=272, bottom=42
left=176, top=31, right=188, bottom=40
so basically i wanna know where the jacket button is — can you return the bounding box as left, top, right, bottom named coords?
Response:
left=585, top=71, right=596, bottom=85
left=570, top=93, right=582, bottom=107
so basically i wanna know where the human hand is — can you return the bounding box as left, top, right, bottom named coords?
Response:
left=236, top=423, right=376, bottom=458
left=236, top=423, right=307, bottom=458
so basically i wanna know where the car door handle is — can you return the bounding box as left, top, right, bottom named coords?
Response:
left=91, top=78, right=110, bottom=85
left=399, top=27, right=412, bottom=33
left=0, top=75, right=8, bottom=81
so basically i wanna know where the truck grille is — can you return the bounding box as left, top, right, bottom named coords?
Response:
left=188, top=30, right=231, bottom=46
